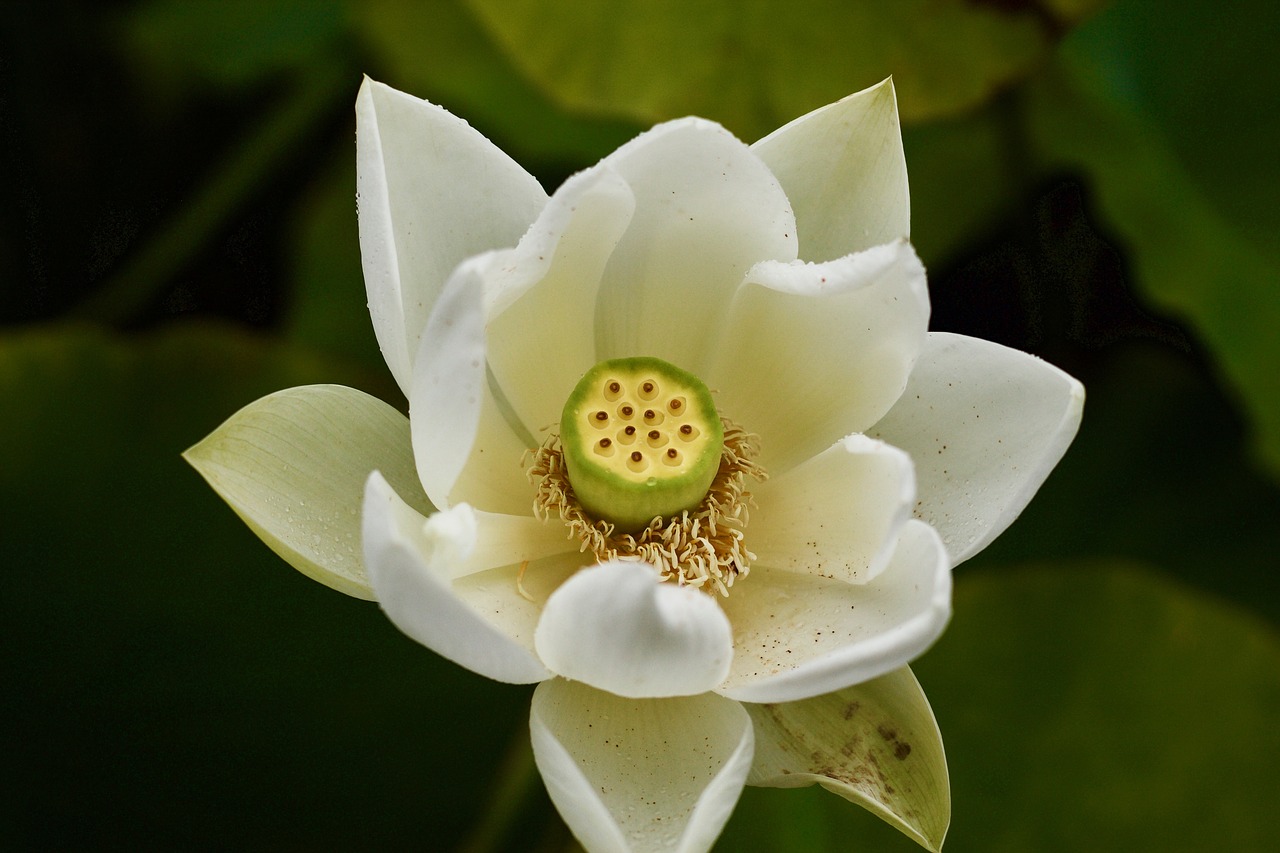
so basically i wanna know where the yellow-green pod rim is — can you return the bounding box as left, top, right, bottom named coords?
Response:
left=560, top=357, right=724, bottom=533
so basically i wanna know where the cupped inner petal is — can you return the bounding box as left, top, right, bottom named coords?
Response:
left=484, top=166, right=637, bottom=434
left=534, top=561, right=734, bottom=698
left=717, top=519, right=951, bottom=704
left=447, top=372, right=539, bottom=515
left=450, top=552, right=587, bottom=662
left=362, top=471, right=572, bottom=684
left=530, top=678, right=754, bottom=853
left=752, top=78, right=910, bottom=261
left=706, top=240, right=930, bottom=475
left=410, top=261, right=533, bottom=514
left=592, top=117, right=799, bottom=376
left=356, top=78, right=546, bottom=396
left=748, top=433, right=915, bottom=584
left=868, top=332, right=1085, bottom=565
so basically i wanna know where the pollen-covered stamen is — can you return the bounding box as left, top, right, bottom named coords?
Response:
left=537, top=355, right=766, bottom=595
left=528, top=419, right=766, bottom=596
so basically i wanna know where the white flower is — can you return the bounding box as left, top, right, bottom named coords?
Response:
left=187, top=77, right=1083, bottom=853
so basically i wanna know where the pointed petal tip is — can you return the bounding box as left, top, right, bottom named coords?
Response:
left=184, top=385, right=430, bottom=602
left=746, top=666, right=949, bottom=852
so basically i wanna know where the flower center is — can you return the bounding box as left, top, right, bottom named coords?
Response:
left=559, top=357, right=724, bottom=533
left=527, top=357, right=767, bottom=596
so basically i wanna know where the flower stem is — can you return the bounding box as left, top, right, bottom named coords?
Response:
left=456, top=722, right=542, bottom=853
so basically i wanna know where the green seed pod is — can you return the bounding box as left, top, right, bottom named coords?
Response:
left=560, top=357, right=724, bottom=533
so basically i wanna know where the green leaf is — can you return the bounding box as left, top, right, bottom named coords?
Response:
left=285, top=156, right=388, bottom=374
left=746, top=667, right=949, bottom=851
left=920, top=563, right=1280, bottom=852
left=185, top=384, right=432, bottom=600
left=463, top=0, right=1101, bottom=136
left=720, top=562, right=1280, bottom=851
left=1023, top=5, right=1280, bottom=477
left=901, top=105, right=1024, bottom=267
left=979, top=342, right=1280, bottom=627
left=351, top=0, right=641, bottom=168
left=0, top=324, right=530, bottom=848
left=122, top=0, right=349, bottom=88
left=1063, top=0, right=1280, bottom=260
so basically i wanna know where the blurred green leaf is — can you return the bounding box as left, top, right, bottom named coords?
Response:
left=0, top=324, right=542, bottom=848
left=464, top=0, right=1103, bottom=138
left=352, top=0, right=641, bottom=171
left=1063, top=0, right=1280, bottom=260
left=982, top=342, right=1280, bottom=627
left=902, top=104, right=1024, bottom=268
left=285, top=154, right=389, bottom=374
left=122, top=0, right=349, bottom=88
left=925, top=563, right=1280, bottom=852
left=720, top=562, right=1280, bottom=851
left=1023, top=2, right=1280, bottom=476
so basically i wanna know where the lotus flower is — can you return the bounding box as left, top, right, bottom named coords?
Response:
left=186, top=76, right=1083, bottom=853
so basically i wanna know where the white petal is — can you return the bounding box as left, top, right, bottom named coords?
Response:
left=356, top=77, right=547, bottom=395
left=530, top=679, right=754, bottom=853
left=448, top=379, right=539, bottom=516
left=409, top=263, right=533, bottom=514
left=183, top=384, right=430, bottom=600
left=868, top=332, right=1085, bottom=564
left=708, top=240, right=930, bottom=474
left=441, top=508, right=579, bottom=581
left=592, top=117, right=799, bottom=375
left=484, top=165, right=637, bottom=432
left=718, top=520, right=951, bottom=704
left=534, top=561, right=733, bottom=698
left=452, top=552, right=587, bottom=661
left=746, top=667, right=950, bottom=853
left=753, top=78, right=911, bottom=260
left=362, top=472, right=558, bottom=683
left=749, top=434, right=915, bottom=584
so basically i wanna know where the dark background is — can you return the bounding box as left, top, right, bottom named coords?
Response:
left=4, top=1, right=1279, bottom=850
